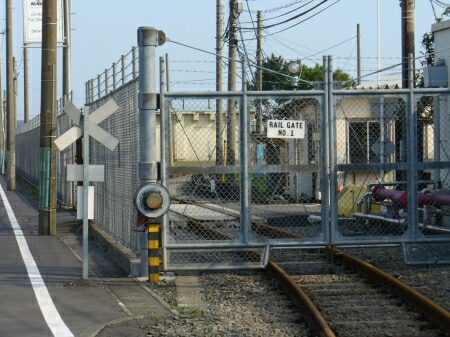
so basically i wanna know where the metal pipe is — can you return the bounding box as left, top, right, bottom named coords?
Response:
left=357, top=23, right=361, bottom=86
left=112, top=62, right=117, bottom=91
left=353, top=212, right=405, bottom=224
left=328, top=56, right=338, bottom=243
left=121, top=55, right=125, bottom=86
left=138, top=27, right=160, bottom=277
left=240, top=59, right=249, bottom=244
left=321, top=56, right=330, bottom=244
left=97, top=74, right=101, bottom=99
left=82, top=107, right=90, bottom=279
left=132, top=47, right=137, bottom=79
left=104, top=69, right=109, bottom=95
left=407, top=54, right=418, bottom=240
left=160, top=56, right=169, bottom=272
left=216, top=0, right=224, bottom=166
left=433, top=96, right=441, bottom=185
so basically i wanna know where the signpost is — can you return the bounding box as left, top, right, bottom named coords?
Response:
left=266, top=119, right=306, bottom=139
left=55, top=99, right=119, bottom=279
left=23, top=0, right=64, bottom=44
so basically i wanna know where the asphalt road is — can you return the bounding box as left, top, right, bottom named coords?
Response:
left=0, top=177, right=171, bottom=337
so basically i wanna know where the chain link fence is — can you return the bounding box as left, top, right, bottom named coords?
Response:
left=15, top=51, right=450, bottom=268
left=87, top=79, right=141, bottom=252
left=16, top=101, right=75, bottom=207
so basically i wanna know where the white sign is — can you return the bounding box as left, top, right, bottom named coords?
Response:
left=23, top=0, right=64, bottom=44
left=67, top=164, right=105, bottom=182
left=267, top=119, right=305, bottom=139
left=55, top=100, right=120, bottom=152
left=77, top=186, right=94, bottom=220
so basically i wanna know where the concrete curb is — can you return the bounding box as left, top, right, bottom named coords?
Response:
left=89, top=221, right=141, bottom=277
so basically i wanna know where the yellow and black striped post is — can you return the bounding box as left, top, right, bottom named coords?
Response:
left=148, top=223, right=160, bottom=283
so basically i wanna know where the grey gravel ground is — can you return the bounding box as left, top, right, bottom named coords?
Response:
left=97, top=271, right=312, bottom=337
left=97, top=246, right=449, bottom=337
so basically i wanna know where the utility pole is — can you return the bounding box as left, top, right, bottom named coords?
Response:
left=226, top=0, right=238, bottom=166
left=38, top=0, right=58, bottom=235
left=63, top=0, right=72, bottom=99
left=24, top=46, right=29, bottom=122
left=6, top=0, right=16, bottom=190
left=357, top=23, right=361, bottom=86
left=63, top=0, right=77, bottom=207
left=401, top=0, right=415, bottom=88
left=216, top=0, right=224, bottom=166
left=256, top=10, right=263, bottom=133
left=377, top=0, right=381, bottom=86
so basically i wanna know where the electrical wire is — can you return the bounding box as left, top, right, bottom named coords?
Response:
left=240, top=0, right=316, bottom=24
left=245, top=0, right=310, bottom=14
left=240, top=0, right=329, bottom=30
left=264, top=0, right=342, bottom=37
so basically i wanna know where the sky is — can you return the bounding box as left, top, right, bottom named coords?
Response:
left=1, top=0, right=442, bottom=120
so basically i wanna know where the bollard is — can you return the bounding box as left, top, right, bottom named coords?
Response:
left=148, top=223, right=160, bottom=283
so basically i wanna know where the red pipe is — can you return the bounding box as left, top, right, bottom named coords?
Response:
left=371, top=185, right=450, bottom=207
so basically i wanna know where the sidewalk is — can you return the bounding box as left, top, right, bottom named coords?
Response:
left=0, top=176, right=172, bottom=337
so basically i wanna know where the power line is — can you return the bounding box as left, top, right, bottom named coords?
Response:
left=245, top=0, right=311, bottom=14
left=241, top=0, right=329, bottom=30
left=264, top=0, right=342, bottom=37
left=240, top=0, right=316, bottom=23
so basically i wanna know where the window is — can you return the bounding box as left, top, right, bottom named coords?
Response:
left=348, top=121, right=381, bottom=163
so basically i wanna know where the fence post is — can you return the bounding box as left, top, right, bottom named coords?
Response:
left=240, top=59, right=250, bottom=244
left=321, top=56, right=330, bottom=244
left=112, top=62, right=117, bottom=91
left=433, top=97, right=441, bottom=185
left=90, top=79, right=94, bottom=102
left=138, top=26, right=161, bottom=278
left=132, top=47, right=137, bottom=79
left=105, top=69, right=109, bottom=95
left=121, top=55, right=125, bottom=86
left=159, top=56, right=169, bottom=270
left=85, top=81, right=89, bottom=104
left=328, top=55, right=338, bottom=243
left=406, top=54, right=418, bottom=240
left=97, top=74, right=101, bottom=99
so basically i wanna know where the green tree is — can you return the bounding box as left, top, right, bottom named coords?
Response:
left=253, top=53, right=354, bottom=91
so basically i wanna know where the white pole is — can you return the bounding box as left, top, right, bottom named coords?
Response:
left=377, top=0, right=381, bottom=86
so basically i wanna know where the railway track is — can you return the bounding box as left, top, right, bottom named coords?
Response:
left=169, top=200, right=450, bottom=337
left=269, top=249, right=450, bottom=337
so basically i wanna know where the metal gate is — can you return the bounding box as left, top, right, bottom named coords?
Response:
left=161, top=57, right=450, bottom=270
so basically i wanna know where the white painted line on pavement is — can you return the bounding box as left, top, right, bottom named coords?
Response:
left=0, top=184, right=74, bottom=337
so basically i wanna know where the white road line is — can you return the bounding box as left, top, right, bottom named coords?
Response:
left=0, top=184, right=74, bottom=337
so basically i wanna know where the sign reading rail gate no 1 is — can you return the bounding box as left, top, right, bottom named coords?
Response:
left=267, top=119, right=305, bottom=139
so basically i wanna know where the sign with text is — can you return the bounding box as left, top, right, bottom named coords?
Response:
left=23, top=0, right=64, bottom=44
left=266, top=119, right=305, bottom=139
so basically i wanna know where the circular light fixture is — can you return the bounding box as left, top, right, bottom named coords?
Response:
left=135, top=183, right=170, bottom=218
left=288, top=61, right=301, bottom=74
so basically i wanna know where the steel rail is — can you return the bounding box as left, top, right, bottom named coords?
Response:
left=171, top=197, right=304, bottom=239
left=168, top=199, right=450, bottom=335
left=266, top=261, right=336, bottom=337
left=329, top=247, right=450, bottom=332
left=170, top=201, right=336, bottom=337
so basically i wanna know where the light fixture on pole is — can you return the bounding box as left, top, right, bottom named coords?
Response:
left=288, top=61, right=301, bottom=89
